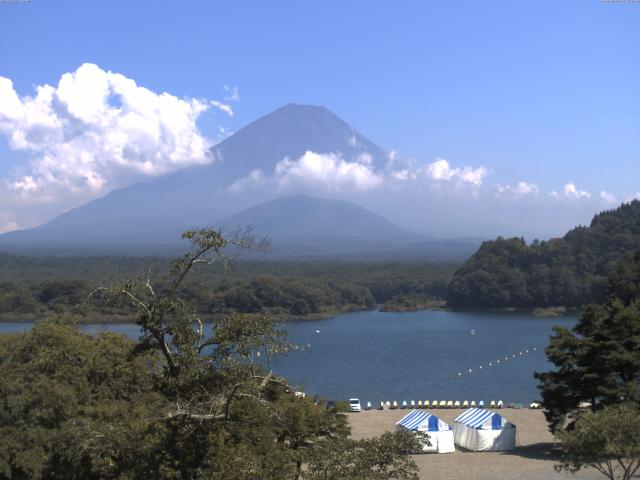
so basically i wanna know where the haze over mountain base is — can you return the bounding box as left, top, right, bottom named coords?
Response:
left=0, top=104, right=617, bottom=255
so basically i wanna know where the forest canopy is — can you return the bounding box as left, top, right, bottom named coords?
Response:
left=0, top=228, right=424, bottom=480
left=0, top=258, right=456, bottom=321
left=447, top=201, right=640, bottom=309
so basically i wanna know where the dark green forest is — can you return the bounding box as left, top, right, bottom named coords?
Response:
left=0, top=229, right=424, bottom=479
left=447, top=200, right=640, bottom=309
left=0, top=255, right=456, bottom=321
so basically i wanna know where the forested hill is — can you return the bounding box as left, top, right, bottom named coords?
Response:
left=447, top=200, right=640, bottom=309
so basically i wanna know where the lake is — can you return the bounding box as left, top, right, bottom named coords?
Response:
left=0, top=309, right=576, bottom=406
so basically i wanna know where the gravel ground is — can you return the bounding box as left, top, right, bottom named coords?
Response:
left=346, top=409, right=602, bottom=480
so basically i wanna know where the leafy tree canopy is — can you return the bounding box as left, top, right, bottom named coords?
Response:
left=448, top=200, right=640, bottom=309
left=0, top=228, right=422, bottom=479
left=556, top=404, right=640, bottom=480
left=536, top=250, right=640, bottom=432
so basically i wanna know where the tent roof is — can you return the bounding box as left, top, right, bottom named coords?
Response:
left=454, top=408, right=510, bottom=429
left=396, top=409, right=451, bottom=431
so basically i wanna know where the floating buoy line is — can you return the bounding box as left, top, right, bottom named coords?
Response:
left=456, top=347, right=538, bottom=377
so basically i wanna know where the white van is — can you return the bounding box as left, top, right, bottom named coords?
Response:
left=349, top=398, right=362, bottom=412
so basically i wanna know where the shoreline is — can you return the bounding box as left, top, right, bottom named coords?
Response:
left=346, top=409, right=599, bottom=480
left=0, top=303, right=579, bottom=324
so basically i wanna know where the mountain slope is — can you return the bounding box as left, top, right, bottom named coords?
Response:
left=208, top=103, right=388, bottom=180
left=213, top=195, right=481, bottom=260
left=0, top=104, right=389, bottom=252
left=218, top=194, right=413, bottom=242
left=214, top=194, right=420, bottom=257
left=447, top=200, right=640, bottom=308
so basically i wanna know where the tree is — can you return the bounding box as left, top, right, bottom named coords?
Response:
left=270, top=389, right=349, bottom=480
left=555, top=404, right=640, bottom=480
left=0, top=228, right=423, bottom=479
left=448, top=200, right=640, bottom=309
left=303, top=431, right=425, bottom=480
left=96, top=228, right=420, bottom=478
left=535, top=250, right=640, bottom=432
left=0, top=315, right=164, bottom=480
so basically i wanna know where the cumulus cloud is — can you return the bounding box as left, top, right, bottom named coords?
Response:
left=227, top=151, right=384, bottom=193
left=0, top=63, right=217, bottom=201
left=227, top=169, right=266, bottom=193
left=563, top=182, right=591, bottom=199
left=424, top=158, right=487, bottom=186
left=390, top=169, right=416, bottom=181
left=275, top=151, right=383, bottom=191
left=390, top=158, right=487, bottom=187
left=600, top=190, right=617, bottom=204
left=497, top=181, right=539, bottom=197
left=228, top=152, right=494, bottom=195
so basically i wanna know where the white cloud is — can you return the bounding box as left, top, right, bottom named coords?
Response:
left=390, top=158, right=488, bottom=187
left=210, top=100, right=234, bottom=117
left=385, top=149, right=399, bottom=168
left=497, top=181, right=539, bottom=197
left=227, top=151, right=384, bottom=193
left=424, top=158, right=487, bottom=186
left=275, top=151, right=383, bottom=191
left=357, top=152, right=373, bottom=165
left=425, top=158, right=457, bottom=181
left=514, top=181, right=539, bottom=195
left=224, top=85, right=240, bottom=102
left=391, top=169, right=416, bottom=181
left=227, top=169, right=265, bottom=193
left=228, top=152, right=491, bottom=195
left=563, top=182, right=591, bottom=199
left=600, top=190, right=617, bottom=204
left=10, top=175, right=38, bottom=193
left=0, top=63, right=216, bottom=201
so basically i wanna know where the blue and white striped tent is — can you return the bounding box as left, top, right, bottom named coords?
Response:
left=397, top=409, right=452, bottom=432
left=454, top=408, right=508, bottom=430
left=396, top=410, right=455, bottom=453
left=453, top=408, right=516, bottom=451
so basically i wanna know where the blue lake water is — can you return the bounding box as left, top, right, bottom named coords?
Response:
left=0, top=309, right=576, bottom=405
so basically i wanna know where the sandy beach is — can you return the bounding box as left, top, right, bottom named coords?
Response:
left=346, top=409, right=601, bottom=480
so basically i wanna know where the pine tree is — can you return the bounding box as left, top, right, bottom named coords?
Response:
left=535, top=251, right=640, bottom=432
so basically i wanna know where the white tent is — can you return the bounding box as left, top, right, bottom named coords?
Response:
left=453, top=408, right=516, bottom=452
left=395, top=409, right=455, bottom=453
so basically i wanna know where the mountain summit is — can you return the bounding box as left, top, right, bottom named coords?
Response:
left=209, top=103, right=388, bottom=180
left=0, top=104, right=401, bottom=254
left=219, top=194, right=414, bottom=242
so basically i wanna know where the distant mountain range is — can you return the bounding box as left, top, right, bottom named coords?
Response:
left=214, top=194, right=479, bottom=260
left=0, top=104, right=480, bottom=259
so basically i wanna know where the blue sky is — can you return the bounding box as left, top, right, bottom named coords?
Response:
left=0, top=0, right=639, bottom=235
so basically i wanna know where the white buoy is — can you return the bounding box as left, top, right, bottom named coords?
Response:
left=497, top=360, right=500, bottom=363
left=468, top=369, right=472, bottom=373
left=479, top=366, right=483, bottom=369
left=458, top=372, right=462, bottom=376
left=489, top=362, right=492, bottom=366
left=315, top=330, right=320, bottom=334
